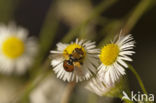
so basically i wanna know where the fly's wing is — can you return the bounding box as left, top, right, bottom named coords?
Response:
left=73, top=62, right=84, bottom=76
left=49, top=53, right=64, bottom=68
left=49, top=53, right=64, bottom=60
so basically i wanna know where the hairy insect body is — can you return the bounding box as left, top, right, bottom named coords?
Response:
left=63, top=48, right=84, bottom=72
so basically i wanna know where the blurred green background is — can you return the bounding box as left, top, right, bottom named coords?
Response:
left=0, top=0, right=156, bottom=103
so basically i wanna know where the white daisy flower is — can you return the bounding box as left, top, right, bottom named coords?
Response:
left=85, top=76, right=124, bottom=96
left=98, top=33, right=135, bottom=86
left=50, top=39, right=99, bottom=82
left=0, top=23, right=38, bottom=74
left=85, top=77, right=109, bottom=96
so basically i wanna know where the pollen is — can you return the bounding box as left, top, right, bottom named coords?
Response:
left=63, top=43, right=85, bottom=59
left=99, top=44, right=119, bottom=66
left=2, top=36, right=25, bottom=59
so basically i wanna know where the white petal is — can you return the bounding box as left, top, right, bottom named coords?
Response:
left=117, top=58, right=128, bottom=68
left=50, top=50, right=63, bottom=54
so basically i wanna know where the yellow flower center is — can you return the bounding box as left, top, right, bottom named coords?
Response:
left=63, top=43, right=85, bottom=59
left=2, top=36, right=25, bottom=59
left=99, top=44, right=119, bottom=66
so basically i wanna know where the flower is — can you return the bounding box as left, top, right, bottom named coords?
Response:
left=0, top=23, right=38, bottom=74
left=98, top=33, right=135, bottom=86
left=85, top=76, right=125, bottom=97
left=50, top=39, right=99, bottom=82
left=85, top=77, right=109, bottom=96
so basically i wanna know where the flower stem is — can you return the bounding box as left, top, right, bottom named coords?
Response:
left=60, top=82, right=76, bottom=103
left=0, top=0, right=20, bottom=23
left=98, top=0, right=154, bottom=47
left=88, top=93, right=98, bottom=103
left=128, top=64, right=147, bottom=95
left=122, top=0, right=153, bottom=34
left=62, top=0, right=118, bottom=42
left=118, top=94, right=134, bottom=103
left=128, top=64, right=153, bottom=103
left=13, top=59, right=51, bottom=103
left=30, top=2, right=59, bottom=76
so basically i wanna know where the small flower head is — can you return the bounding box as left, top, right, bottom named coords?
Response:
left=99, top=44, right=119, bottom=66
left=85, top=77, right=114, bottom=96
left=98, top=33, right=135, bottom=86
left=85, top=76, right=126, bottom=97
left=50, top=39, right=99, bottom=82
left=0, top=23, right=38, bottom=74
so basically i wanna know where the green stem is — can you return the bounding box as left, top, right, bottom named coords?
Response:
left=123, top=0, right=153, bottom=34
left=118, top=94, right=134, bottom=103
left=29, top=2, right=59, bottom=77
left=128, top=64, right=147, bottom=95
left=98, top=20, right=122, bottom=47
left=0, top=0, right=20, bottom=23
left=62, top=0, right=118, bottom=42
left=14, top=59, right=51, bottom=103
left=128, top=64, right=152, bottom=103
left=98, top=0, right=154, bottom=47
left=88, top=93, right=98, bottom=103
left=60, top=82, right=76, bottom=103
